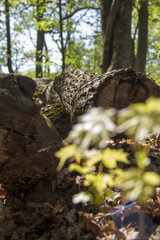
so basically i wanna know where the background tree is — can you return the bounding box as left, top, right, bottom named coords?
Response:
left=0, top=0, right=160, bottom=82
left=134, top=0, right=148, bottom=72
left=36, top=0, right=46, bottom=77
left=145, top=0, right=160, bottom=83
left=100, top=0, right=133, bottom=73
left=4, top=0, right=14, bottom=73
left=50, top=0, right=99, bottom=71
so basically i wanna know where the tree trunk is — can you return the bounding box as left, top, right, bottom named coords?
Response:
left=99, top=0, right=112, bottom=42
left=5, top=0, right=14, bottom=73
left=44, top=36, right=50, bottom=77
left=59, top=0, right=65, bottom=71
left=135, top=0, right=148, bottom=72
left=44, top=67, right=160, bottom=138
left=100, top=0, right=133, bottom=73
left=0, top=73, right=62, bottom=194
left=36, top=0, right=45, bottom=78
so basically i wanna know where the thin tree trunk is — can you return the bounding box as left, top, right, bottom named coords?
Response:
left=135, top=0, right=148, bottom=72
left=101, top=0, right=122, bottom=73
left=36, top=0, right=45, bottom=78
left=44, top=36, right=50, bottom=77
left=59, top=0, right=65, bottom=71
left=5, top=0, right=14, bottom=73
left=100, top=0, right=112, bottom=42
left=108, top=0, right=133, bottom=71
left=36, top=31, right=44, bottom=78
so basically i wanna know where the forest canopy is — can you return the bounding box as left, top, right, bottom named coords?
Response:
left=0, top=0, right=160, bottom=83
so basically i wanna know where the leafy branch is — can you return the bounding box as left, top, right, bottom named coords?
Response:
left=57, top=97, right=160, bottom=207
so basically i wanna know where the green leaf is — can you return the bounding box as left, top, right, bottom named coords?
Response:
left=143, top=172, right=160, bottom=186
left=116, top=167, right=160, bottom=204
left=118, top=97, right=160, bottom=140
left=85, top=151, right=102, bottom=167
left=102, top=148, right=128, bottom=168
left=69, top=163, right=94, bottom=174
left=56, top=145, right=79, bottom=171
left=135, top=147, right=150, bottom=169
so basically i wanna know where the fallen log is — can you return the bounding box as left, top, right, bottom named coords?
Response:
left=44, top=67, right=160, bottom=138
left=0, top=73, right=63, bottom=194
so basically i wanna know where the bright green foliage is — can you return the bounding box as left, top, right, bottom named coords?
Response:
left=83, top=173, right=113, bottom=206
left=118, top=97, right=160, bottom=140
left=65, top=39, right=86, bottom=69
left=56, top=145, right=82, bottom=171
left=146, top=1, right=160, bottom=84
left=115, top=168, right=159, bottom=204
left=68, top=147, right=127, bottom=206
left=102, top=148, right=128, bottom=168
left=131, top=0, right=160, bottom=84
left=57, top=97, right=160, bottom=207
left=135, top=147, right=150, bottom=170
left=1, top=0, right=160, bottom=77
left=115, top=148, right=160, bottom=204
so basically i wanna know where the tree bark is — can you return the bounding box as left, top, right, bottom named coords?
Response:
left=5, top=0, right=14, bottom=73
left=0, top=73, right=62, bottom=194
left=44, top=67, right=160, bottom=138
left=99, top=0, right=112, bottom=42
left=135, top=0, right=148, bottom=72
left=100, top=0, right=133, bottom=73
left=59, top=0, right=65, bottom=71
left=36, top=0, right=45, bottom=78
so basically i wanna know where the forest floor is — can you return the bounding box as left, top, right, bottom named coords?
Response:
left=1, top=138, right=160, bottom=239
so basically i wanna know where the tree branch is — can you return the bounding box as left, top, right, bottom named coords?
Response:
left=62, top=6, right=100, bottom=20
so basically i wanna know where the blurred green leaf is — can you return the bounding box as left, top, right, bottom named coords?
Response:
left=56, top=145, right=81, bottom=171
left=85, top=151, right=102, bottom=167
left=116, top=167, right=160, bottom=204
left=143, top=172, right=160, bottom=186
left=83, top=173, right=113, bottom=205
left=135, top=147, right=150, bottom=169
left=69, top=163, right=94, bottom=174
left=102, top=148, right=128, bottom=168
left=118, top=97, right=160, bottom=140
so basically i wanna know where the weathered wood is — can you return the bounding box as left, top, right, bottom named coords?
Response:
left=44, top=68, right=94, bottom=138
left=44, top=67, right=160, bottom=138
left=34, top=77, right=52, bottom=104
left=0, top=73, right=63, bottom=193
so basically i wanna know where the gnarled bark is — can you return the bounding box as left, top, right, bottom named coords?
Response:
left=44, top=67, right=160, bottom=138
